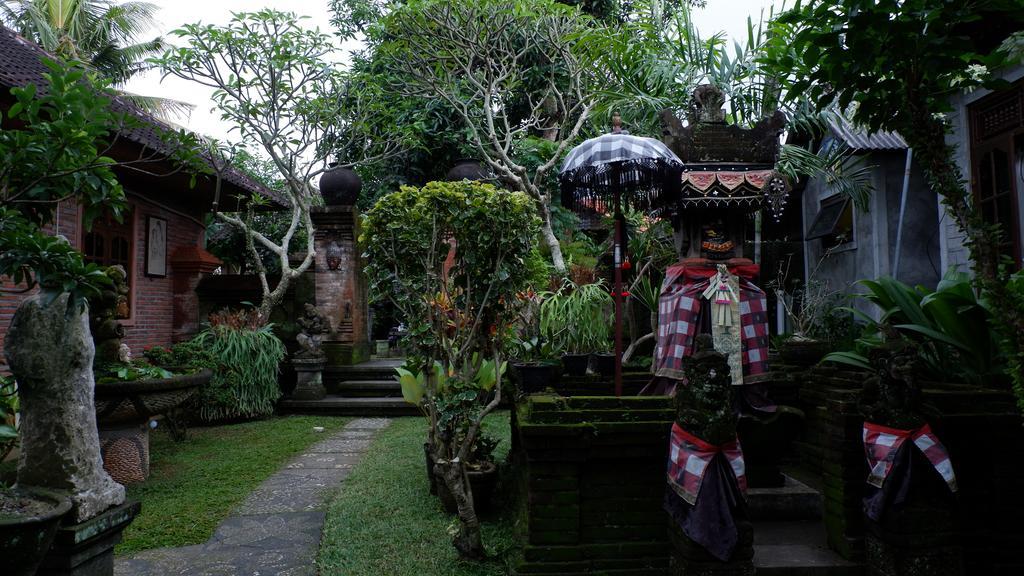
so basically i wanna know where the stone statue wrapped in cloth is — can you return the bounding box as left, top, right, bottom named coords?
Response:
left=664, top=335, right=754, bottom=574
left=642, top=257, right=773, bottom=415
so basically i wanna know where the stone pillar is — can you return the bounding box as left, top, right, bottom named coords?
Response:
left=310, top=205, right=370, bottom=365
left=169, top=245, right=221, bottom=342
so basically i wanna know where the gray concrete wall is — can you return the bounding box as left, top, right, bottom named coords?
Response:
left=801, top=149, right=941, bottom=318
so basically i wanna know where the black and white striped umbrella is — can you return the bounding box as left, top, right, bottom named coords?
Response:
left=559, top=132, right=684, bottom=214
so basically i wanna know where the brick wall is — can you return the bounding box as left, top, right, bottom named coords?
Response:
left=1, top=193, right=206, bottom=369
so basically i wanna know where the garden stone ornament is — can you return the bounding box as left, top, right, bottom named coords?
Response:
left=4, top=292, right=125, bottom=522
left=296, top=303, right=330, bottom=359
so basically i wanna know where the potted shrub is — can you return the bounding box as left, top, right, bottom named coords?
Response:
left=0, top=486, right=73, bottom=576
left=823, top=272, right=1006, bottom=387
left=399, top=359, right=504, bottom=513
left=510, top=336, right=561, bottom=393
left=591, top=343, right=617, bottom=378
left=540, top=279, right=613, bottom=376
left=772, top=277, right=850, bottom=367
left=362, top=180, right=537, bottom=558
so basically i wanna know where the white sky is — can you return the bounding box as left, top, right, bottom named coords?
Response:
left=123, top=0, right=778, bottom=142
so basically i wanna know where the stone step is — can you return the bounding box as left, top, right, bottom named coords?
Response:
left=334, top=379, right=402, bottom=397
left=753, top=520, right=863, bottom=576
left=279, top=395, right=419, bottom=417
left=324, top=359, right=404, bottom=385
left=747, top=475, right=823, bottom=521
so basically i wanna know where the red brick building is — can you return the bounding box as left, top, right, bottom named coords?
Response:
left=0, top=26, right=279, bottom=368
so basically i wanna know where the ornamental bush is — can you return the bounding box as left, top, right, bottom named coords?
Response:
left=362, top=180, right=540, bottom=365
left=193, top=308, right=287, bottom=422
left=361, top=180, right=539, bottom=558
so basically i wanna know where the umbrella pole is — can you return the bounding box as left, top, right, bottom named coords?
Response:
left=613, top=185, right=623, bottom=398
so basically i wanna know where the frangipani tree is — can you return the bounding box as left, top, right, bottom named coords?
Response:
left=378, top=0, right=608, bottom=273
left=361, top=180, right=538, bottom=558
left=153, top=9, right=403, bottom=321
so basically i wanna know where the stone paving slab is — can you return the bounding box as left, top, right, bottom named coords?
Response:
left=116, top=419, right=390, bottom=576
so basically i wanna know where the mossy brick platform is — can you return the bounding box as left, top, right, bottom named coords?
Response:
left=511, top=393, right=675, bottom=576
left=780, top=357, right=1024, bottom=573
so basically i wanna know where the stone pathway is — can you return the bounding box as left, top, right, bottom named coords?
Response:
left=116, top=418, right=391, bottom=576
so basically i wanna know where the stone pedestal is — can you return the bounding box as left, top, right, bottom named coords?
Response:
left=38, top=500, right=140, bottom=576
left=291, top=357, right=327, bottom=400
left=98, top=425, right=150, bottom=485
left=668, top=520, right=755, bottom=576
left=310, top=206, right=370, bottom=366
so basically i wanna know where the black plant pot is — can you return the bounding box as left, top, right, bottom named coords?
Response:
left=591, top=353, right=616, bottom=378
left=0, top=487, right=72, bottom=576
left=513, top=362, right=559, bottom=394
left=436, top=461, right=499, bottom=515
left=776, top=338, right=830, bottom=367
left=562, top=354, right=590, bottom=376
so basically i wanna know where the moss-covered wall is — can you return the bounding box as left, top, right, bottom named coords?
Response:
left=512, top=394, right=674, bottom=576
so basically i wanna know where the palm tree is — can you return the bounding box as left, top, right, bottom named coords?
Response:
left=1, top=0, right=190, bottom=117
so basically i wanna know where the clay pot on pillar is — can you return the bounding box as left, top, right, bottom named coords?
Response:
left=320, top=164, right=362, bottom=206
left=446, top=158, right=489, bottom=182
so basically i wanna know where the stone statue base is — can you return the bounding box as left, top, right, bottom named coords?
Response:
left=291, top=357, right=327, bottom=400
left=669, top=519, right=754, bottom=576
left=38, top=499, right=140, bottom=576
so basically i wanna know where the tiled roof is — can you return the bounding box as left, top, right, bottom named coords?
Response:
left=0, top=25, right=284, bottom=206
left=827, top=115, right=908, bottom=151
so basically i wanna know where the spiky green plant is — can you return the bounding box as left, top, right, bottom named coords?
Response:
left=193, top=309, right=286, bottom=422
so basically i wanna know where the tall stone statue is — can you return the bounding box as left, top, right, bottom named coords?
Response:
left=5, top=293, right=125, bottom=522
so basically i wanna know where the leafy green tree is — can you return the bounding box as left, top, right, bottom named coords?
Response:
left=362, top=180, right=539, bottom=558
left=153, top=10, right=403, bottom=321
left=376, top=0, right=615, bottom=274
left=761, top=0, right=1024, bottom=408
left=1, top=59, right=198, bottom=305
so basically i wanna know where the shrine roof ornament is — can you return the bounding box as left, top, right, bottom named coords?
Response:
left=660, top=84, right=791, bottom=220
left=679, top=168, right=790, bottom=220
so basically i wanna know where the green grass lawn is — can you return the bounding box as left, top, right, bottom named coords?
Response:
left=318, top=413, right=517, bottom=576
left=117, top=415, right=349, bottom=555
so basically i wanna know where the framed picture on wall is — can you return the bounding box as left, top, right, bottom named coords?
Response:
left=145, top=216, right=167, bottom=277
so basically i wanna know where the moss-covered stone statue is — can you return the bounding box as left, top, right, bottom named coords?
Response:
left=675, top=334, right=737, bottom=445
left=667, top=334, right=753, bottom=575
left=860, top=334, right=961, bottom=576
left=295, top=303, right=330, bottom=360
left=860, top=334, right=926, bottom=430
left=88, top=265, right=129, bottom=363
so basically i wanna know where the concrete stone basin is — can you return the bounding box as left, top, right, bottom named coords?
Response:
left=94, top=369, right=211, bottom=484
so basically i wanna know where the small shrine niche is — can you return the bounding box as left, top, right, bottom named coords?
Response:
left=661, top=84, right=789, bottom=261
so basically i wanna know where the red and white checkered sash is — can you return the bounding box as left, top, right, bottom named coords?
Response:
left=667, top=422, right=747, bottom=505
left=654, top=275, right=769, bottom=382
left=863, top=422, right=958, bottom=492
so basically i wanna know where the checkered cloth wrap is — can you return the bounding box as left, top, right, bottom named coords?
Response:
left=654, top=262, right=770, bottom=383
left=667, top=422, right=746, bottom=505
left=863, top=422, right=958, bottom=492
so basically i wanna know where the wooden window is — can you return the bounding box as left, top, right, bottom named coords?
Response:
left=806, top=195, right=854, bottom=250
left=970, top=81, right=1023, bottom=268
left=82, top=210, right=134, bottom=318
